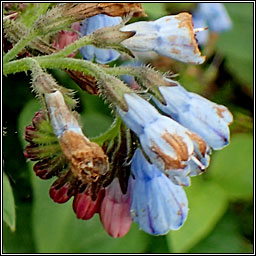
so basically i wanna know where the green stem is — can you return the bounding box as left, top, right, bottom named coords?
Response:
left=3, top=31, right=37, bottom=64
left=45, top=34, right=94, bottom=58
left=3, top=56, right=102, bottom=77
left=3, top=55, right=132, bottom=110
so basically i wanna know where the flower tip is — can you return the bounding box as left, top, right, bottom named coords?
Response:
left=73, top=189, right=105, bottom=220
left=100, top=202, right=132, bottom=238
left=49, top=182, right=73, bottom=204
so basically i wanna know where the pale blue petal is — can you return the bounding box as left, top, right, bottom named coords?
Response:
left=154, top=15, right=205, bottom=64
left=139, top=115, right=194, bottom=173
left=197, top=3, right=232, bottom=32
left=120, top=21, right=158, bottom=51
left=131, top=149, right=188, bottom=235
left=121, top=14, right=205, bottom=64
left=155, top=82, right=233, bottom=150
left=81, top=14, right=122, bottom=35
left=80, top=14, right=121, bottom=63
left=117, top=93, right=160, bottom=135
left=170, top=175, right=191, bottom=187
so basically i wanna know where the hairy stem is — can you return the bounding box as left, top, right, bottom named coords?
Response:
left=3, top=31, right=37, bottom=64
left=3, top=56, right=100, bottom=77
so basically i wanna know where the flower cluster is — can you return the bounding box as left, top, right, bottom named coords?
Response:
left=22, top=5, right=233, bottom=238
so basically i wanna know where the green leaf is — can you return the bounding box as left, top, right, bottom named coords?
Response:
left=19, top=3, right=51, bottom=28
left=216, top=3, right=253, bottom=88
left=3, top=172, right=16, bottom=231
left=3, top=201, right=36, bottom=253
left=167, top=178, right=228, bottom=253
left=31, top=172, right=150, bottom=253
left=189, top=211, right=253, bottom=253
left=208, top=133, right=253, bottom=200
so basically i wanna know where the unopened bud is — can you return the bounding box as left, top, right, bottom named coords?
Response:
left=73, top=188, right=105, bottom=220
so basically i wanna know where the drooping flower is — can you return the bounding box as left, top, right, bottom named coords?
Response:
left=153, top=80, right=233, bottom=150
left=80, top=14, right=122, bottom=64
left=117, top=93, right=210, bottom=182
left=73, top=188, right=105, bottom=220
left=130, top=149, right=188, bottom=235
left=100, top=178, right=133, bottom=238
left=120, top=12, right=206, bottom=64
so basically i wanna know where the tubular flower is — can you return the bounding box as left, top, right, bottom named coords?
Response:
left=153, top=80, right=233, bottom=150
left=130, top=149, right=188, bottom=235
left=100, top=178, right=133, bottom=238
left=117, top=93, right=210, bottom=182
left=120, top=12, right=206, bottom=64
left=73, top=188, right=105, bottom=220
left=80, top=14, right=122, bottom=64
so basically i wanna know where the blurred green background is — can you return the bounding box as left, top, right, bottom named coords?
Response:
left=3, top=3, right=253, bottom=253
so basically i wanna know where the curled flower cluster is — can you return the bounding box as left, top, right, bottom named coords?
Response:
left=24, top=8, right=233, bottom=238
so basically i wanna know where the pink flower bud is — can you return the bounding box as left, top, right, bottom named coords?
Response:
left=99, top=178, right=132, bottom=238
left=73, top=189, right=105, bottom=220
left=53, top=22, right=80, bottom=57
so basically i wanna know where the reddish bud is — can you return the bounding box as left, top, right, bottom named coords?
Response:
left=53, top=22, right=80, bottom=57
left=73, top=189, right=105, bottom=220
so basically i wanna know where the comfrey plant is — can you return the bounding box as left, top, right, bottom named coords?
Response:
left=3, top=3, right=232, bottom=238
